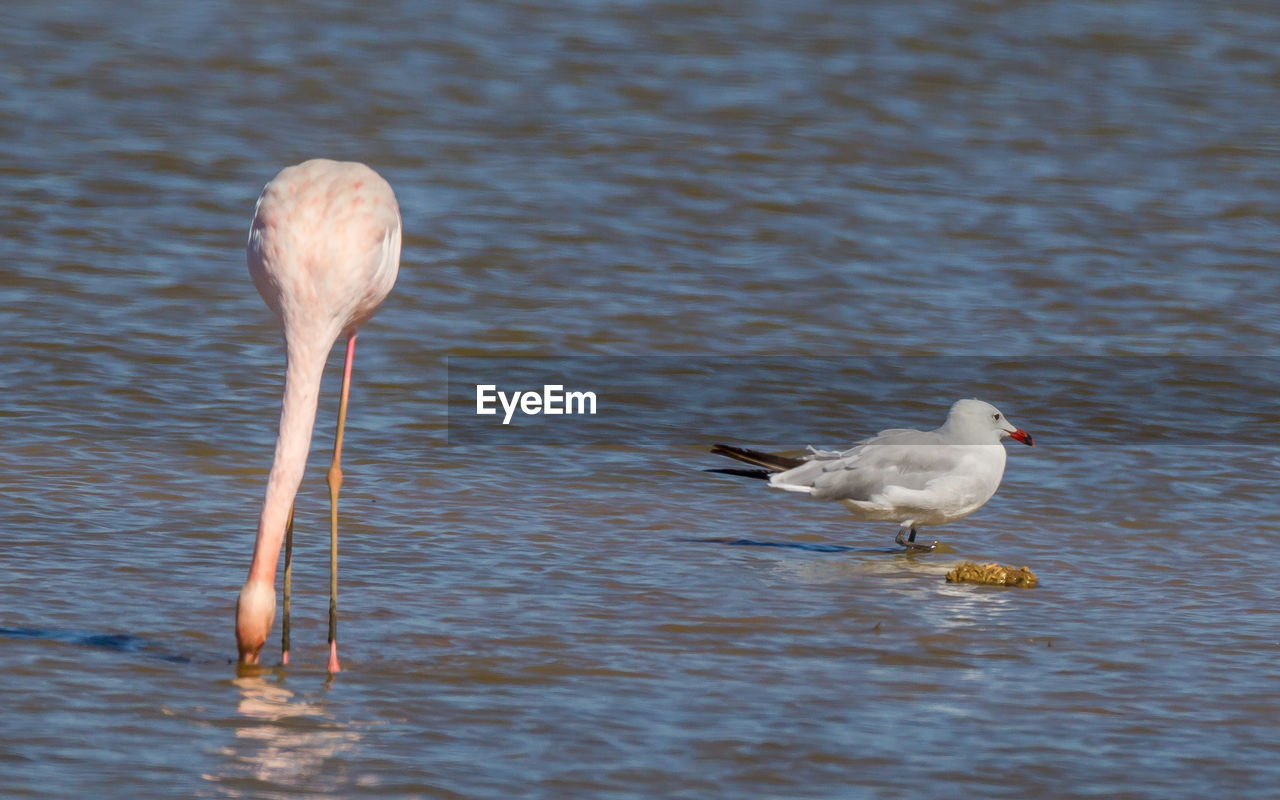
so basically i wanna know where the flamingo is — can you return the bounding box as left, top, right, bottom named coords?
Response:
left=235, top=159, right=401, bottom=672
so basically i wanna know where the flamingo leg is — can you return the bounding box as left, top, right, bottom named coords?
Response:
left=281, top=504, right=294, bottom=665
left=326, top=333, right=357, bottom=673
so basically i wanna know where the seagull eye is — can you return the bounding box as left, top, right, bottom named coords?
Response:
left=992, top=413, right=1001, bottom=421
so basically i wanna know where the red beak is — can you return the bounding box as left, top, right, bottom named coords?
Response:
left=1009, top=428, right=1034, bottom=447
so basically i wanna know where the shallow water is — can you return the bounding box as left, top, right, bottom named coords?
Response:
left=2, top=1, right=1279, bottom=798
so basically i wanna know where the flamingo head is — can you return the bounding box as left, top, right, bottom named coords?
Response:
left=235, top=581, right=276, bottom=665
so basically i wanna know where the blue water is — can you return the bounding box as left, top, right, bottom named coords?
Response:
left=2, top=1, right=1279, bottom=797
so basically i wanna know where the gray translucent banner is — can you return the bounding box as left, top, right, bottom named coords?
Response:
left=446, top=356, right=1280, bottom=446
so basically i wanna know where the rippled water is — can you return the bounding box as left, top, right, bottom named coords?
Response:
left=3, top=1, right=1279, bottom=797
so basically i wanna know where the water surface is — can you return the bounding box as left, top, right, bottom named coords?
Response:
left=2, top=1, right=1279, bottom=797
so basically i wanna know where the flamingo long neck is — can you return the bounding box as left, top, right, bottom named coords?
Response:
left=246, top=332, right=334, bottom=585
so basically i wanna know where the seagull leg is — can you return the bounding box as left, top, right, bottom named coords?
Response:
left=895, top=524, right=936, bottom=552
left=281, top=503, right=294, bottom=665
left=326, top=333, right=357, bottom=674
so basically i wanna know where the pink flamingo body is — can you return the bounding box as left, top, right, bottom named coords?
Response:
left=235, top=159, right=401, bottom=671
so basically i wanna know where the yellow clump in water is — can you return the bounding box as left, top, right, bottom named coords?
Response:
left=945, top=561, right=1038, bottom=588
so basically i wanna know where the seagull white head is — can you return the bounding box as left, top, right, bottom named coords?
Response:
left=946, top=398, right=1034, bottom=446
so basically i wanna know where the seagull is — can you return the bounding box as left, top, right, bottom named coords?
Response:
left=708, top=399, right=1034, bottom=551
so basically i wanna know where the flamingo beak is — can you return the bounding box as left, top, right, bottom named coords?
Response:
left=1008, top=428, right=1034, bottom=447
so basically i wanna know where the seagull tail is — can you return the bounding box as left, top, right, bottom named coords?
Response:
left=704, top=466, right=773, bottom=480
left=707, top=444, right=807, bottom=474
